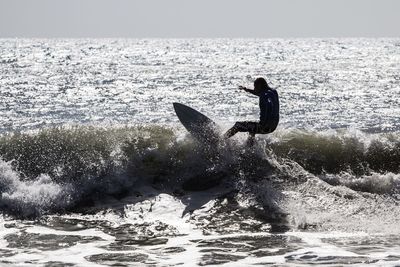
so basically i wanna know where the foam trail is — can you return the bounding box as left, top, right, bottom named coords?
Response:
left=0, top=160, right=73, bottom=217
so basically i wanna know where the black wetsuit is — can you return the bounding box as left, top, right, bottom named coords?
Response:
left=259, top=88, right=279, bottom=132
left=226, top=88, right=279, bottom=137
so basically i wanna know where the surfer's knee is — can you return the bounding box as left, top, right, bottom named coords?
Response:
left=233, top=122, right=249, bottom=132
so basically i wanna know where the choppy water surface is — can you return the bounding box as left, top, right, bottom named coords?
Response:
left=0, top=39, right=399, bottom=266
left=1, top=38, right=399, bottom=132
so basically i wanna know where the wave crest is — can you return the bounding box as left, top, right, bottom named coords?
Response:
left=0, top=126, right=398, bottom=217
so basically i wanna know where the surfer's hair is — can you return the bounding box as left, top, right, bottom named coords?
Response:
left=254, top=77, right=268, bottom=89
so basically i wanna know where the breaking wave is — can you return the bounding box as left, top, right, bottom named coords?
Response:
left=0, top=125, right=399, bottom=218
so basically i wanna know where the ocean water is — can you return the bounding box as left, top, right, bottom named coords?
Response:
left=0, top=38, right=399, bottom=266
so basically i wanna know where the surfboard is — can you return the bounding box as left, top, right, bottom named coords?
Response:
left=173, top=102, right=221, bottom=143
left=173, top=103, right=227, bottom=191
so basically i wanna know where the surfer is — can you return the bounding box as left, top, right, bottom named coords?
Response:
left=224, top=77, right=279, bottom=144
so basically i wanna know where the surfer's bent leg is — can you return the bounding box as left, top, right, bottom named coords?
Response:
left=224, top=121, right=258, bottom=138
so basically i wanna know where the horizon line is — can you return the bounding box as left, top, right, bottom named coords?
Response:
left=1, top=36, right=399, bottom=39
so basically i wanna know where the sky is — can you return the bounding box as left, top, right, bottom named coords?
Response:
left=0, top=0, right=399, bottom=38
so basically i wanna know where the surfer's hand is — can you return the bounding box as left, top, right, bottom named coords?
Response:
left=238, top=86, right=247, bottom=91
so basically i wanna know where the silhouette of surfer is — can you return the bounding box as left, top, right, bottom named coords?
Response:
left=224, top=77, right=279, bottom=145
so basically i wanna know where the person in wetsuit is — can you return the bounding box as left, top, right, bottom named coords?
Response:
left=224, top=77, right=279, bottom=143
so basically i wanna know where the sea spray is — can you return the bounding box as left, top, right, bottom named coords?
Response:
left=0, top=160, right=73, bottom=217
left=0, top=125, right=398, bottom=220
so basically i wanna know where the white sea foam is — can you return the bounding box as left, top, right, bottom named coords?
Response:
left=0, top=160, right=73, bottom=217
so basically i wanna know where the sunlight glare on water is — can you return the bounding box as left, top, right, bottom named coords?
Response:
left=0, top=38, right=399, bottom=266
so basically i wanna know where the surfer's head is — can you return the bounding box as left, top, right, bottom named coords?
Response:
left=254, top=77, right=269, bottom=93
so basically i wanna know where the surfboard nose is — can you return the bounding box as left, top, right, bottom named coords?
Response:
left=173, top=102, right=220, bottom=143
left=172, top=102, right=182, bottom=111
left=173, top=102, right=191, bottom=114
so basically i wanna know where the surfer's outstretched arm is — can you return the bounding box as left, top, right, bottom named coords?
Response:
left=239, top=86, right=259, bottom=96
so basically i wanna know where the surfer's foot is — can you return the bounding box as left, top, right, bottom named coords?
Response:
left=224, top=127, right=238, bottom=139
left=223, top=132, right=231, bottom=139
